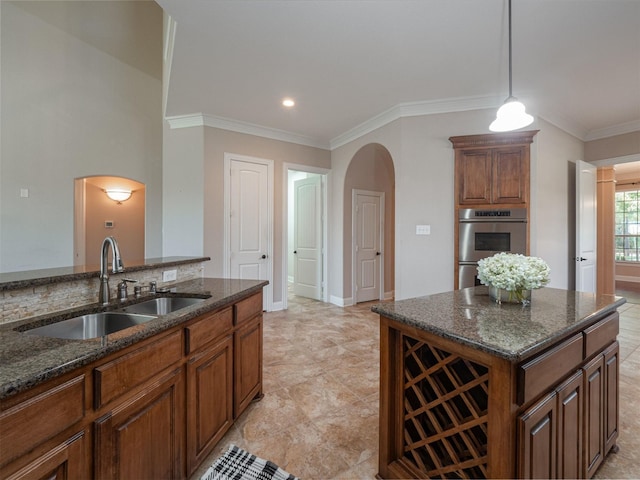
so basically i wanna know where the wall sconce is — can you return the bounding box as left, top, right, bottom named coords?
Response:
left=105, top=189, right=132, bottom=203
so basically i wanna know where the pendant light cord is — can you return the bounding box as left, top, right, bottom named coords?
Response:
left=508, top=0, right=513, bottom=98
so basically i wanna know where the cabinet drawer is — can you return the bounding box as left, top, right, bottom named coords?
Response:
left=234, top=293, right=262, bottom=326
left=518, top=334, right=583, bottom=405
left=94, top=330, right=182, bottom=408
left=0, top=375, right=85, bottom=466
left=185, top=307, right=233, bottom=354
left=584, top=313, right=619, bottom=359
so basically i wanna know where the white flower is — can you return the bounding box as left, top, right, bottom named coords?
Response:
left=477, top=253, right=550, bottom=291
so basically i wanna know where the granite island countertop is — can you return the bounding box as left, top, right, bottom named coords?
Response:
left=372, top=286, right=626, bottom=362
left=0, top=277, right=267, bottom=400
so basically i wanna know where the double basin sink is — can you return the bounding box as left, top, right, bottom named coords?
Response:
left=23, top=296, right=206, bottom=340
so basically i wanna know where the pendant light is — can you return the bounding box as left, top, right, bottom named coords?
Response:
left=490, top=0, right=533, bottom=132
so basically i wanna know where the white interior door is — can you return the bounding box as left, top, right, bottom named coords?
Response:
left=226, top=155, right=273, bottom=310
left=354, top=190, right=384, bottom=303
left=293, top=176, right=322, bottom=300
left=576, top=160, right=597, bottom=292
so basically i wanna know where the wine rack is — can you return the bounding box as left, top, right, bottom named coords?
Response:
left=402, top=335, right=490, bottom=479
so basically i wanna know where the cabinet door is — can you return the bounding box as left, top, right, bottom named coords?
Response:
left=603, top=342, right=619, bottom=455
left=492, top=146, right=527, bottom=204
left=186, top=335, right=233, bottom=476
left=234, top=315, right=263, bottom=418
left=583, top=355, right=605, bottom=478
left=556, top=371, right=583, bottom=479
left=517, top=392, right=557, bottom=479
left=456, top=149, right=492, bottom=205
left=2, top=431, right=87, bottom=480
left=94, top=368, right=183, bottom=480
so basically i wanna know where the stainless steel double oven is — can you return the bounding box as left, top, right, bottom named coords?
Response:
left=458, top=208, right=527, bottom=289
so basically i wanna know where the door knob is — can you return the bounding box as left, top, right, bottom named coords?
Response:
left=376, top=252, right=381, bottom=256
left=261, top=254, right=267, bottom=259
left=577, top=257, right=587, bottom=261
left=293, top=250, right=297, bottom=254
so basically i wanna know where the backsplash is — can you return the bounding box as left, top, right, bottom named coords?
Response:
left=0, top=263, right=204, bottom=325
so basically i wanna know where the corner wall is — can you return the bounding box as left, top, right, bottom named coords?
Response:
left=0, top=2, right=163, bottom=272
left=162, top=124, right=332, bottom=309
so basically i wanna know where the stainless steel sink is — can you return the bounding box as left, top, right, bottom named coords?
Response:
left=119, top=297, right=206, bottom=315
left=23, top=312, right=157, bottom=340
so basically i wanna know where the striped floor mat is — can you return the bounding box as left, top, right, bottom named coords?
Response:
left=201, top=445, right=300, bottom=480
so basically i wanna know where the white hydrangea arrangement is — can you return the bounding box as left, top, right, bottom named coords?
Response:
left=477, top=252, right=550, bottom=294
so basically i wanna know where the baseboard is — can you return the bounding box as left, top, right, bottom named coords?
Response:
left=270, top=301, right=284, bottom=311
left=384, top=290, right=395, bottom=301
left=330, top=295, right=353, bottom=307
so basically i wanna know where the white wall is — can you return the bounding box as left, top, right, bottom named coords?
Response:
left=162, top=124, right=204, bottom=257
left=0, top=2, right=162, bottom=272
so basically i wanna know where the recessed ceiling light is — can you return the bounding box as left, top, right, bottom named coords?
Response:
left=282, top=98, right=295, bottom=108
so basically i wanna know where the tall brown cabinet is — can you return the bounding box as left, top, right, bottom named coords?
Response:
left=450, top=130, right=538, bottom=289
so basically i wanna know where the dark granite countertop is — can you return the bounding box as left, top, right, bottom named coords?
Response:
left=0, top=277, right=267, bottom=400
left=372, top=286, right=626, bottom=363
left=0, top=256, right=210, bottom=291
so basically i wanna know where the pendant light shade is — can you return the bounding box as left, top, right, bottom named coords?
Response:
left=490, top=96, right=533, bottom=132
left=490, top=0, right=533, bottom=132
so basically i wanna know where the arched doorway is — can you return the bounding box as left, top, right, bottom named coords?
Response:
left=344, top=143, right=395, bottom=303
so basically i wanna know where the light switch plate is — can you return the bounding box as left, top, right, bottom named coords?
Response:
left=416, top=225, right=431, bottom=235
left=162, top=269, right=177, bottom=282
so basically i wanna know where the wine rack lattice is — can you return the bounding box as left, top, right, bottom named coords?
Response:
left=402, top=336, right=489, bottom=479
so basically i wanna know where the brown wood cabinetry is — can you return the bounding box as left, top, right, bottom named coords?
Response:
left=455, top=145, right=529, bottom=205
left=0, top=289, right=264, bottom=480
left=517, top=370, right=585, bottom=479
left=94, top=367, right=184, bottom=480
left=234, top=315, right=263, bottom=418
left=184, top=307, right=235, bottom=476
left=379, top=309, right=619, bottom=479
left=450, top=131, right=537, bottom=208
left=2, top=431, right=88, bottom=480
left=517, top=338, right=619, bottom=479
left=518, top=392, right=557, bottom=479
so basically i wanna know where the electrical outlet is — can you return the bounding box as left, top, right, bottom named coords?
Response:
left=162, top=269, right=177, bottom=282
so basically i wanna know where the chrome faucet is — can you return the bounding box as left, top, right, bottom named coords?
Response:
left=99, top=236, right=124, bottom=305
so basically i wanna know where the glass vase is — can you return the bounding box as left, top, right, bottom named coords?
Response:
left=488, top=285, right=531, bottom=306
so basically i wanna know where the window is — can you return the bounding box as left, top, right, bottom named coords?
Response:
left=615, top=190, right=640, bottom=261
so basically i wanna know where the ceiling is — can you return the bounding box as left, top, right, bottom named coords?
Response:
left=157, top=0, right=640, bottom=149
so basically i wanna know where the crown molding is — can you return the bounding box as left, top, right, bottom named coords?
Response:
left=584, top=119, right=640, bottom=142
left=536, top=113, right=588, bottom=141
left=590, top=153, right=640, bottom=168
left=329, top=95, right=503, bottom=150
left=165, top=113, right=330, bottom=150
left=166, top=98, right=638, bottom=151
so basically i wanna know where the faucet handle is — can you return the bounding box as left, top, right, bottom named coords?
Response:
left=134, top=281, right=157, bottom=298
left=117, top=278, right=137, bottom=301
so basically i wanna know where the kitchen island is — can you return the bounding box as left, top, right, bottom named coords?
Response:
left=372, top=286, right=625, bottom=479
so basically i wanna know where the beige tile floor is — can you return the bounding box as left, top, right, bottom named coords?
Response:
left=191, top=294, right=640, bottom=480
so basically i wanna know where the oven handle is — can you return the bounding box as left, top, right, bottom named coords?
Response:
left=458, top=219, right=527, bottom=223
